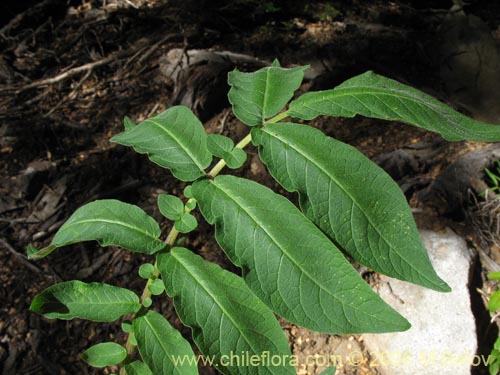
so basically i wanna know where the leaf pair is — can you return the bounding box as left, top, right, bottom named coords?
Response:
left=158, top=194, right=197, bottom=233
left=157, top=247, right=296, bottom=375
left=31, top=250, right=298, bottom=374
left=192, top=175, right=410, bottom=333
left=207, top=134, right=247, bottom=169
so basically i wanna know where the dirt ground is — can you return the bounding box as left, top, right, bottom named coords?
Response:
left=1, top=0, right=500, bottom=374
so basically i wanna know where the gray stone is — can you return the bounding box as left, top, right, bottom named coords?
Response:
left=363, top=229, right=477, bottom=375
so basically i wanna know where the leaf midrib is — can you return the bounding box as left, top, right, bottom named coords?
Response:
left=140, top=315, right=178, bottom=374
left=261, top=68, right=272, bottom=124
left=261, top=127, right=442, bottom=289
left=291, top=87, right=496, bottom=136
left=148, top=118, right=207, bottom=171
left=171, top=252, right=279, bottom=366
left=210, top=180, right=397, bottom=326
left=59, top=218, right=161, bottom=244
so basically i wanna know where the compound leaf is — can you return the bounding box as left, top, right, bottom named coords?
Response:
left=28, top=200, right=165, bottom=259
left=228, top=65, right=308, bottom=126
left=157, top=247, right=295, bottom=375
left=133, top=310, right=198, bottom=375
left=111, top=106, right=212, bottom=181
left=81, top=342, right=126, bottom=368
left=30, top=281, right=141, bottom=322
left=288, top=71, right=500, bottom=142
left=192, top=175, right=410, bottom=334
left=125, top=361, right=153, bottom=375
left=252, top=123, right=450, bottom=292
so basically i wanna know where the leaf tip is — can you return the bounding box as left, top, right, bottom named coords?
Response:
left=434, top=280, right=452, bottom=293
left=124, top=116, right=136, bottom=131
left=27, top=244, right=55, bottom=260
left=27, top=244, right=39, bottom=259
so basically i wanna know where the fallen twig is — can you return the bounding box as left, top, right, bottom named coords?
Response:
left=0, top=238, right=44, bottom=274
left=17, top=50, right=131, bottom=91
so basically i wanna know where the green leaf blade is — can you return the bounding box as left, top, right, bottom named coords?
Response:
left=228, top=65, right=308, bottom=126
left=318, top=367, right=336, bottom=375
left=288, top=71, right=500, bottom=142
left=490, top=290, right=500, bottom=313
left=29, top=199, right=165, bottom=259
left=81, top=342, right=127, bottom=368
left=192, top=175, right=410, bottom=334
left=30, top=281, right=141, bottom=321
left=158, top=247, right=295, bottom=375
left=226, top=148, right=247, bottom=169
left=133, top=310, right=198, bottom=375
left=124, top=360, right=153, bottom=375
left=158, top=194, right=185, bottom=221
left=252, top=123, right=450, bottom=292
left=207, top=134, right=234, bottom=157
left=111, top=106, right=212, bottom=181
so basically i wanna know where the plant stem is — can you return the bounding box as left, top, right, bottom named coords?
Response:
left=119, top=111, right=288, bottom=373
left=207, top=111, right=288, bottom=178
left=208, top=133, right=252, bottom=177
left=120, top=227, right=180, bottom=374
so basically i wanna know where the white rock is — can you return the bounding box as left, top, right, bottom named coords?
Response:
left=363, top=229, right=477, bottom=375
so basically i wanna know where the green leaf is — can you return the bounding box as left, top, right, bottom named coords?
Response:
left=183, top=186, right=193, bottom=198
left=288, top=71, right=500, bottom=142
left=81, top=342, right=126, bottom=368
left=490, top=291, right=500, bottom=312
left=28, top=200, right=165, bottom=259
left=185, top=199, right=197, bottom=211
left=130, top=333, right=138, bottom=346
left=488, top=272, right=500, bottom=281
left=207, top=134, right=234, bottom=157
left=148, top=278, right=165, bottom=296
left=30, top=281, right=141, bottom=322
left=124, top=361, right=153, bottom=375
left=124, top=116, right=136, bottom=131
left=133, top=310, right=198, bottom=375
left=206, top=134, right=246, bottom=168
left=490, top=359, right=500, bottom=375
left=174, top=213, right=197, bottom=233
left=27, top=244, right=38, bottom=258
left=495, top=337, right=500, bottom=351
left=252, top=123, right=450, bottom=292
left=142, top=297, right=152, bottom=308
left=139, top=263, right=155, bottom=279
left=318, top=368, right=336, bottom=375
left=228, top=64, right=308, bottom=126
left=158, top=194, right=185, bottom=221
left=121, top=321, right=133, bottom=333
left=226, top=148, right=247, bottom=169
left=158, top=247, right=295, bottom=375
left=111, top=106, right=212, bottom=181
left=192, top=175, right=410, bottom=334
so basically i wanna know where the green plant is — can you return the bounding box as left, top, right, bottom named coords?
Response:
left=485, top=161, right=500, bottom=195
left=28, top=60, right=500, bottom=374
left=487, top=272, right=500, bottom=375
